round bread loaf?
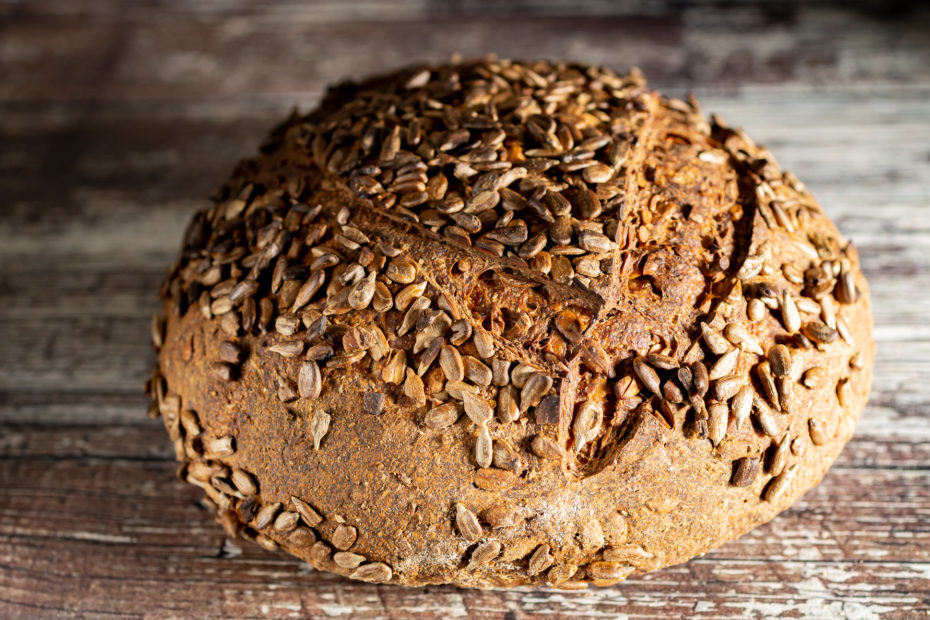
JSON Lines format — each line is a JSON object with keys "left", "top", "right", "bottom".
{"left": 149, "top": 59, "right": 874, "bottom": 588}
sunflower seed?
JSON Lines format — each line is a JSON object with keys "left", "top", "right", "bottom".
{"left": 475, "top": 424, "right": 493, "bottom": 468}
{"left": 298, "top": 361, "right": 322, "bottom": 399}
{"left": 204, "top": 435, "right": 235, "bottom": 458}
{"left": 403, "top": 368, "right": 426, "bottom": 405}
{"left": 633, "top": 357, "right": 661, "bottom": 394}
{"left": 308, "top": 541, "right": 331, "bottom": 563}
{"left": 836, "top": 315, "right": 854, "bottom": 346}
{"left": 572, "top": 400, "right": 602, "bottom": 453}
{"left": 646, "top": 353, "right": 678, "bottom": 370}
{"left": 531, "top": 434, "right": 562, "bottom": 459}
{"left": 753, "top": 396, "right": 781, "bottom": 437}
{"left": 372, "top": 281, "right": 393, "bottom": 312}
{"left": 439, "top": 345, "right": 465, "bottom": 382}
{"left": 802, "top": 321, "right": 838, "bottom": 344}
{"left": 768, "top": 345, "right": 792, "bottom": 377}
{"left": 837, "top": 270, "right": 858, "bottom": 304}
{"left": 334, "top": 551, "right": 366, "bottom": 569}
{"left": 489, "top": 440, "right": 520, "bottom": 473}
{"left": 395, "top": 281, "right": 428, "bottom": 311}
{"left": 707, "top": 402, "right": 728, "bottom": 445}
{"left": 491, "top": 358, "right": 511, "bottom": 386}
{"left": 748, "top": 298, "right": 766, "bottom": 321}
{"left": 837, "top": 378, "right": 852, "bottom": 407}
{"left": 309, "top": 409, "right": 331, "bottom": 450}
{"left": 583, "top": 163, "right": 614, "bottom": 184}
{"left": 464, "top": 356, "right": 493, "bottom": 386}
{"left": 455, "top": 503, "right": 483, "bottom": 542}
{"left": 764, "top": 464, "right": 798, "bottom": 501}
{"left": 685, "top": 364, "right": 706, "bottom": 400}
{"left": 724, "top": 322, "right": 763, "bottom": 355}
{"left": 291, "top": 496, "right": 323, "bottom": 527}
{"left": 449, "top": 319, "right": 473, "bottom": 346}
{"left": 713, "top": 376, "right": 741, "bottom": 401}
{"left": 379, "top": 350, "right": 405, "bottom": 384}
{"left": 600, "top": 545, "right": 652, "bottom": 565}
{"left": 482, "top": 504, "right": 522, "bottom": 529}
{"left": 770, "top": 434, "right": 791, "bottom": 476}
{"left": 756, "top": 362, "right": 780, "bottom": 410}
{"left": 701, "top": 322, "right": 730, "bottom": 355}
{"left": 731, "top": 457, "right": 760, "bottom": 487}
{"left": 273, "top": 510, "right": 300, "bottom": 533}
{"left": 662, "top": 380, "right": 684, "bottom": 403}
{"left": 469, "top": 540, "right": 502, "bottom": 567}
{"left": 801, "top": 366, "right": 827, "bottom": 389}
{"left": 528, "top": 544, "right": 554, "bottom": 576}
{"left": 781, "top": 291, "right": 801, "bottom": 333}
{"left": 180, "top": 409, "right": 201, "bottom": 436}
{"left": 421, "top": 402, "right": 458, "bottom": 429}
{"left": 219, "top": 341, "right": 244, "bottom": 364}
{"left": 350, "top": 562, "right": 392, "bottom": 583}
{"left": 332, "top": 524, "right": 358, "bottom": 550}
{"left": 587, "top": 561, "right": 634, "bottom": 582}
{"left": 473, "top": 329, "right": 495, "bottom": 358}
{"left": 708, "top": 349, "right": 739, "bottom": 381}
{"left": 231, "top": 469, "right": 257, "bottom": 496}
{"left": 269, "top": 340, "right": 303, "bottom": 358}
{"left": 497, "top": 385, "right": 520, "bottom": 423}
{"left": 347, "top": 272, "right": 376, "bottom": 310}
{"left": 732, "top": 385, "right": 753, "bottom": 430}
{"left": 808, "top": 418, "right": 827, "bottom": 445}
{"left": 385, "top": 258, "right": 417, "bottom": 284}
{"left": 397, "top": 296, "right": 430, "bottom": 337}
{"left": 252, "top": 502, "right": 281, "bottom": 529}
{"left": 578, "top": 230, "right": 618, "bottom": 252}
{"left": 520, "top": 372, "right": 553, "bottom": 411}
{"left": 463, "top": 391, "right": 494, "bottom": 424}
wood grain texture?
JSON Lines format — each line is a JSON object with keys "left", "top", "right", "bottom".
{"left": 1, "top": 1, "right": 929, "bottom": 617}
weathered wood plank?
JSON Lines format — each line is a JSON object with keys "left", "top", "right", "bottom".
{"left": 0, "top": 458, "right": 927, "bottom": 618}
{"left": 0, "top": 3, "right": 928, "bottom": 103}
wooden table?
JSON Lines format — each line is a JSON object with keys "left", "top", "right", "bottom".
{"left": 1, "top": 2, "right": 928, "bottom": 617}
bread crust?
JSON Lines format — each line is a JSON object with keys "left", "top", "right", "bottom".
{"left": 149, "top": 59, "right": 874, "bottom": 588}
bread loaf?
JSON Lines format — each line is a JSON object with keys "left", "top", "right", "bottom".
{"left": 148, "top": 59, "right": 874, "bottom": 588}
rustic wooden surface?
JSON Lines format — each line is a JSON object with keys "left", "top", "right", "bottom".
{"left": 1, "top": 1, "right": 929, "bottom": 618}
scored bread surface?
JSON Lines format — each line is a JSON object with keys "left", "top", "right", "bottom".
{"left": 148, "top": 59, "right": 874, "bottom": 588}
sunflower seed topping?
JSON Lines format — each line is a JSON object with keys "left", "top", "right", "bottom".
{"left": 764, "top": 464, "right": 798, "bottom": 502}
{"left": 298, "top": 361, "right": 322, "bottom": 399}
{"left": 809, "top": 419, "right": 827, "bottom": 445}
{"left": 520, "top": 372, "right": 553, "bottom": 412}
{"left": 455, "top": 503, "right": 483, "bottom": 542}
{"left": 463, "top": 391, "right": 494, "bottom": 424}
{"left": 528, "top": 544, "right": 554, "bottom": 575}
{"left": 350, "top": 562, "right": 393, "bottom": 583}
{"left": 291, "top": 496, "right": 324, "bottom": 527}
{"left": 770, "top": 434, "right": 791, "bottom": 476}
{"left": 633, "top": 357, "right": 661, "bottom": 394}
{"left": 731, "top": 457, "right": 760, "bottom": 487}
{"left": 781, "top": 291, "right": 801, "bottom": 334}
{"left": 708, "top": 349, "right": 739, "bottom": 381}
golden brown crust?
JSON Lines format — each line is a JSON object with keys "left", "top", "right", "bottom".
{"left": 147, "top": 59, "right": 874, "bottom": 588}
